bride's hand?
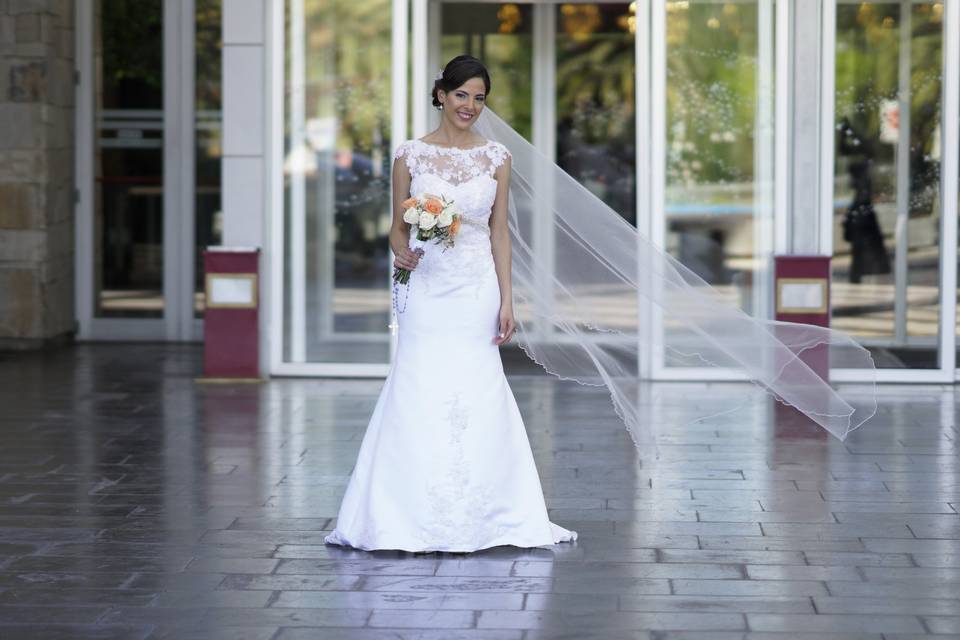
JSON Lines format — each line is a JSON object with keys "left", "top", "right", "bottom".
{"left": 495, "top": 306, "right": 516, "bottom": 345}
{"left": 394, "top": 247, "right": 420, "bottom": 271}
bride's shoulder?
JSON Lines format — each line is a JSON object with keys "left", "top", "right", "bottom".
{"left": 393, "top": 139, "right": 417, "bottom": 158}
{"left": 483, "top": 139, "right": 512, "bottom": 166}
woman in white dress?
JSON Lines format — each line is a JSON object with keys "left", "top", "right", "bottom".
{"left": 324, "top": 55, "right": 578, "bottom": 552}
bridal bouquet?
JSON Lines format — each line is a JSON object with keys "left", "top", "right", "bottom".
{"left": 393, "top": 194, "right": 462, "bottom": 285}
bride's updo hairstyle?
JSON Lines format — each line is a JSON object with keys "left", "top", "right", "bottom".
{"left": 432, "top": 55, "right": 491, "bottom": 109}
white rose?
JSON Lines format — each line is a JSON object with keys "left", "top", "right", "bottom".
{"left": 437, "top": 208, "right": 454, "bottom": 228}
{"left": 403, "top": 207, "right": 419, "bottom": 224}
{"left": 418, "top": 212, "right": 437, "bottom": 230}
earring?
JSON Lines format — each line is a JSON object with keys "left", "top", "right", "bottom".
{"left": 438, "top": 103, "right": 444, "bottom": 111}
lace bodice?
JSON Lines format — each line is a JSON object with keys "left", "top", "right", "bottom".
{"left": 393, "top": 138, "right": 511, "bottom": 289}
{"left": 395, "top": 138, "right": 510, "bottom": 185}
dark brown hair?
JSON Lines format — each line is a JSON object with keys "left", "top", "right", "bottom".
{"left": 432, "top": 55, "right": 491, "bottom": 109}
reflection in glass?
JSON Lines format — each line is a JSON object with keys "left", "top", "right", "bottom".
{"left": 440, "top": 3, "right": 534, "bottom": 139}
{"left": 195, "top": 0, "right": 223, "bottom": 317}
{"left": 663, "top": 0, "right": 776, "bottom": 361}
{"left": 283, "top": 0, "right": 393, "bottom": 363}
{"left": 556, "top": 3, "right": 635, "bottom": 224}
{"left": 832, "top": 2, "right": 943, "bottom": 369}
{"left": 94, "top": 0, "right": 164, "bottom": 317}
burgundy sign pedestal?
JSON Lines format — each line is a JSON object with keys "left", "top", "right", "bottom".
{"left": 773, "top": 255, "right": 831, "bottom": 436}
{"left": 201, "top": 247, "right": 261, "bottom": 380}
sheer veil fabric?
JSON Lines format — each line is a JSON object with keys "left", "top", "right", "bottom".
{"left": 472, "top": 107, "right": 877, "bottom": 447}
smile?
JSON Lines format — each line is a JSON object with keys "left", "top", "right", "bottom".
{"left": 457, "top": 111, "right": 474, "bottom": 121}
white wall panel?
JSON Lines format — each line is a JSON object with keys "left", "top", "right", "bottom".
{"left": 223, "top": 45, "right": 264, "bottom": 156}
{"left": 222, "top": 157, "right": 264, "bottom": 247}
{"left": 223, "top": 0, "right": 265, "bottom": 44}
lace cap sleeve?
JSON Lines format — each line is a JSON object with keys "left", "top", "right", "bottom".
{"left": 486, "top": 141, "right": 511, "bottom": 171}
{"left": 393, "top": 139, "right": 412, "bottom": 163}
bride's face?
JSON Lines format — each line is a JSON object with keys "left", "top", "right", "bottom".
{"left": 438, "top": 77, "right": 487, "bottom": 129}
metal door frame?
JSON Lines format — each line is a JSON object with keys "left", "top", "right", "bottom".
{"left": 74, "top": 0, "right": 202, "bottom": 342}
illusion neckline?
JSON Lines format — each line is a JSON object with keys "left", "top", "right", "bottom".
{"left": 414, "top": 138, "right": 493, "bottom": 152}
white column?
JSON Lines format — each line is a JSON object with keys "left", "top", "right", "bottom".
{"left": 892, "top": 2, "right": 911, "bottom": 345}
{"left": 163, "top": 0, "right": 184, "bottom": 341}
{"left": 222, "top": 0, "right": 266, "bottom": 247}
{"left": 389, "top": 0, "right": 410, "bottom": 358}
{"left": 222, "top": 0, "right": 267, "bottom": 367}
{"left": 941, "top": 0, "right": 958, "bottom": 374}
{"left": 635, "top": 0, "right": 652, "bottom": 379}
{"left": 532, "top": 4, "right": 556, "bottom": 340}
{"left": 790, "top": 0, "right": 825, "bottom": 255}
{"left": 412, "top": 0, "right": 429, "bottom": 137}
{"left": 754, "top": 0, "right": 775, "bottom": 319}
{"left": 287, "top": 0, "right": 307, "bottom": 360}
{"left": 817, "top": 0, "right": 836, "bottom": 256}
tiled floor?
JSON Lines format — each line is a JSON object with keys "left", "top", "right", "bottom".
{"left": 0, "top": 343, "right": 958, "bottom": 639}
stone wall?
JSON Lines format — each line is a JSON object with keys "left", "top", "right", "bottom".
{"left": 0, "top": 0, "right": 75, "bottom": 349}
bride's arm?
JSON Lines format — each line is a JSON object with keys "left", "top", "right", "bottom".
{"left": 390, "top": 155, "right": 420, "bottom": 272}
{"left": 490, "top": 155, "right": 515, "bottom": 345}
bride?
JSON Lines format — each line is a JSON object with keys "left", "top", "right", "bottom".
{"left": 325, "top": 53, "right": 878, "bottom": 553}
{"left": 324, "top": 55, "right": 579, "bottom": 552}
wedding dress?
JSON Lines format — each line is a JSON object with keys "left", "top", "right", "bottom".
{"left": 324, "top": 137, "right": 578, "bottom": 552}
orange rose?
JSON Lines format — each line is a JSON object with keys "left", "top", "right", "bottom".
{"left": 401, "top": 197, "right": 419, "bottom": 209}
{"left": 449, "top": 217, "right": 461, "bottom": 236}
{"left": 424, "top": 198, "right": 443, "bottom": 215}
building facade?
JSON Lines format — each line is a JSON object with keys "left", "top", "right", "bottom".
{"left": 1, "top": 0, "right": 958, "bottom": 384}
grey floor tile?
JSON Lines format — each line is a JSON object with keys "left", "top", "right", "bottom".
{"left": 618, "top": 595, "right": 814, "bottom": 614}
{"left": 746, "top": 613, "right": 925, "bottom": 633}
{"left": 368, "top": 609, "right": 476, "bottom": 628}
{"left": 745, "top": 565, "right": 862, "bottom": 581}
{"left": 477, "top": 610, "right": 747, "bottom": 631}
{"left": 149, "top": 590, "right": 273, "bottom": 608}
{"left": 825, "top": 580, "right": 960, "bottom": 598}
{"left": 272, "top": 589, "right": 524, "bottom": 610}
{"left": 813, "top": 595, "right": 960, "bottom": 615}
{"left": 0, "top": 625, "right": 154, "bottom": 640}
{"left": 672, "top": 579, "right": 829, "bottom": 597}
{"left": 924, "top": 616, "right": 960, "bottom": 634}
{"left": 277, "top": 631, "right": 523, "bottom": 640}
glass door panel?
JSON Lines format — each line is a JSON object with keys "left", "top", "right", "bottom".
{"left": 556, "top": 3, "right": 636, "bottom": 225}
{"left": 94, "top": 0, "right": 164, "bottom": 318}
{"left": 283, "top": 0, "right": 394, "bottom": 364}
{"left": 831, "top": 1, "right": 944, "bottom": 369}
{"left": 440, "top": 3, "right": 535, "bottom": 138}
{"left": 660, "top": 0, "right": 777, "bottom": 368}
{"left": 194, "top": 0, "right": 224, "bottom": 317}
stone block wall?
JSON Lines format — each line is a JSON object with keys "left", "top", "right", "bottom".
{"left": 0, "top": 0, "right": 75, "bottom": 349}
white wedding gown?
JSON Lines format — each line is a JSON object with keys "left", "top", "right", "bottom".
{"left": 324, "top": 138, "right": 578, "bottom": 552}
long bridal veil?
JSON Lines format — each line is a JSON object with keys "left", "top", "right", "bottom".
{"left": 472, "top": 107, "right": 877, "bottom": 447}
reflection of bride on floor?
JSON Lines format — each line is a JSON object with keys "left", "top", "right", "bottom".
{"left": 325, "top": 55, "right": 877, "bottom": 553}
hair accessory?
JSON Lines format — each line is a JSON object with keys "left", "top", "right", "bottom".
{"left": 435, "top": 69, "right": 444, "bottom": 81}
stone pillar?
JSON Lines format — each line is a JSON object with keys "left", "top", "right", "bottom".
{"left": 0, "top": 0, "right": 75, "bottom": 349}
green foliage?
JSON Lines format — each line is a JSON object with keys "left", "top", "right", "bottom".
{"left": 100, "top": 0, "right": 163, "bottom": 109}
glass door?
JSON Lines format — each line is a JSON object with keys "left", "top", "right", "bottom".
{"left": 650, "top": 0, "right": 783, "bottom": 380}
{"left": 429, "top": 0, "right": 637, "bottom": 372}
{"left": 75, "top": 0, "right": 221, "bottom": 341}
{"left": 825, "top": 0, "right": 956, "bottom": 381}
{"left": 276, "top": 0, "right": 397, "bottom": 375}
